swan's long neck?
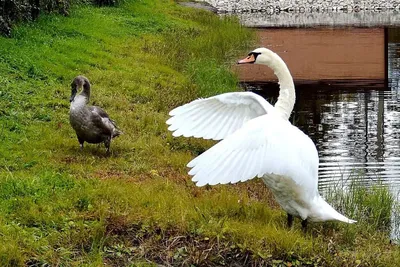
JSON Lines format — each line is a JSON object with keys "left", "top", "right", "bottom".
{"left": 266, "top": 53, "right": 295, "bottom": 120}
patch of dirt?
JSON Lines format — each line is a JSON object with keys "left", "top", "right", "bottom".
{"left": 93, "top": 169, "right": 132, "bottom": 180}
{"left": 103, "top": 216, "right": 327, "bottom": 266}
{"left": 242, "top": 180, "right": 279, "bottom": 209}
{"left": 61, "top": 156, "right": 79, "bottom": 164}
{"left": 104, "top": 219, "right": 271, "bottom": 266}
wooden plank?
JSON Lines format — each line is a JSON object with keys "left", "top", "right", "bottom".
{"left": 235, "top": 28, "right": 385, "bottom": 82}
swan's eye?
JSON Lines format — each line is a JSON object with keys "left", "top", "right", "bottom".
{"left": 249, "top": 52, "right": 261, "bottom": 59}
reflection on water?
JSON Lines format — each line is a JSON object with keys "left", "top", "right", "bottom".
{"left": 246, "top": 84, "right": 400, "bottom": 191}
{"left": 299, "top": 89, "right": 400, "bottom": 187}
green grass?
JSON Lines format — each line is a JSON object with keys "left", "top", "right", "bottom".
{"left": 0, "top": 0, "right": 399, "bottom": 266}
{"left": 327, "top": 178, "right": 394, "bottom": 231}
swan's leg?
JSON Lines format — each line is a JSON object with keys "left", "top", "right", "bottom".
{"left": 287, "top": 214, "right": 294, "bottom": 228}
{"left": 301, "top": 219, "right": 308, "bottom": 232}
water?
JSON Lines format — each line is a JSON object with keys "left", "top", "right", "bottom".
{"left": 247, "top": 84, "right": 400, "bottom": 190}
{"left": 235, "top": 11, "right": 400, "bottom": 238}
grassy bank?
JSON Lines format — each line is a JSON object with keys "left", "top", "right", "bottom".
{"left": 0, "top": 0, "right": 399, "bottom": 266}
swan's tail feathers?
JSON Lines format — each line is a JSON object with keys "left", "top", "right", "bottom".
{"left": 336, "top": 215, "right": 357, "bottom": 224}
{"left": 331, "top": 209, "right": 357, "bottom": 224}
{"left": 321, "top": 198, "right": 357, "bottom": 224}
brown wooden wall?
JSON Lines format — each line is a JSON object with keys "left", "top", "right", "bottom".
{"left": 235, "top": 28, "right": 385, "bottom": 82}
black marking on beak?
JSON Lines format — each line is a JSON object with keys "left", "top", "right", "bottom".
{"left": 70, "top": 87, "right": 77, "bottom": 102}
{"left": 237, "top": 52, "right": 261, "bottom": 64}
{"left": 248, "top": 52, "right": 261, "bottom": 60}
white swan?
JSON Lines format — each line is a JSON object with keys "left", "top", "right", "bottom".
{"left": 166, "top": 47, "right": 356, "bottom": 229}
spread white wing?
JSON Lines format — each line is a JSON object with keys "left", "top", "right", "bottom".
{"left": 188, "top": 114, "right": 319, "bottom": 194}
{"left": 166, "top": 92, "right": 274, "bottom": 140}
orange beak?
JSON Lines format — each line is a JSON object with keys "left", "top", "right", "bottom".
{"left": 237, "top": 54, "right": 256, "bottom": 64}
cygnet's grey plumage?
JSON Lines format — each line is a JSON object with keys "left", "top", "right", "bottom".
{"left": 69, "top": 75, "right": 122, "bottom": 153}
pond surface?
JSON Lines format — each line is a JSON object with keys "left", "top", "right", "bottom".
{"left": 238, "top": 11, "right": 400, "bottom": 237}
{"left": 247, "top": 81, "right": 400, "bottom": 190}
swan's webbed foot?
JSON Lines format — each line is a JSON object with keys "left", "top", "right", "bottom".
{"left": 301, "top": 219, "right": 308, "bottom": 233}
{"left": 287, "top": 214, "right": 294, "bottom": 228}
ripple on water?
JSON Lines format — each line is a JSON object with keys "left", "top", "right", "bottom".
{"left": 245, "top": 86, "right": 400, "bottom": 195}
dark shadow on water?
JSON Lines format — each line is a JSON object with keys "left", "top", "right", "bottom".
{"left": 243, "top": 79, "right": 387, "bottom": 92}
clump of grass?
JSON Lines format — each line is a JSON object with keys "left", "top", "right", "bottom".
{"left": 319, "top": 175, "right": 399, "bottom": 257}
{"left": 325, "top": 177, "right": 394, "bottom": 232}
{"left": 142, "top": 11, "right": 254, "bottom": 99}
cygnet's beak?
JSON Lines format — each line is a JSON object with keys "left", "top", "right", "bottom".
{"left": 237, "top": 54, "right": 256, "bottom": 64}
{"left": 70, "top": 88, "right": 77, "bottom": 102}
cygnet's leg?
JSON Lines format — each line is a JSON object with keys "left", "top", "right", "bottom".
{"left": 301, "top": 219, "right": 308, "bottom": 232}
{"left": 287, "top": 214, "right": 294, "bottom": 228}
{"left": 77, "top": 136, "right": 84, "bottom": 150}
{"left": 104, "top": 136, "right": 111, "bottom": 154}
